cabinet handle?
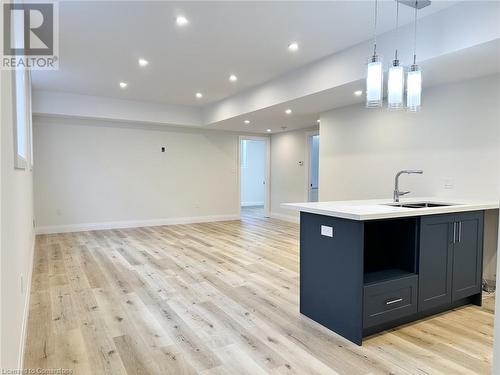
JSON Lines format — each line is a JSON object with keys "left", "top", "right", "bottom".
{"left": 386, "top": 298, "right": 403, "bottom": 305}
{"left": 453, "top": 222, "right": 457, "bottom": 243}
{"left": 458, "top": 221, "right": 462, "bottom": 243}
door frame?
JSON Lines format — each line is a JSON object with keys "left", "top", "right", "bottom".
{"left": 305, "top": 130, "right": 320, "bottom": 202}
{"left": 238, "top": 135, "right": 271, "bottom": 218}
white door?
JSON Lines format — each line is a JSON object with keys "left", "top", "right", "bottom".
{"left": 239, "top": 136, "right": 271, "bottom": 217}
{"left": 308, "top": 134, "right": 319, "bottom": 202}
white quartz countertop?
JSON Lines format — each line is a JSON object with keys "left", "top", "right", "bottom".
{"left": 282, "top": 197, "right": 499, "bottom": 221}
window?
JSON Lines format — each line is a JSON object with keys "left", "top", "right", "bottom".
{"left": 28, "top": 71, "right": 34, "bottom": 169}
{"left": 11, "top": 8, "right": 33, "bottom": 170}
{"left": 14, "top": 69, "right": 27, "bottom": 168}
{"left": 13, "top": 69, "right": 34, "bottom": 170}
{"left": 13, "top": 69, "right": 32, "bottom": 169}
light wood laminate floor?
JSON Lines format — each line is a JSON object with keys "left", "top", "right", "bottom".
{"left": 24, "top": 214, "right": 495, "bottom": 374}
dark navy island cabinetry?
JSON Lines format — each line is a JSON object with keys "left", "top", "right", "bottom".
{"left": 419, "top": 212, "right": 483, "bottom": 311}
{"left": 299, "top": 210, "right": 485, "bottom": 345}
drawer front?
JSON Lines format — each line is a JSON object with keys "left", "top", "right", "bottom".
{"left": 363, "top": 275, "right": 418, "bottom": 328}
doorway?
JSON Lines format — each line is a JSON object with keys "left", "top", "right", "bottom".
{"left": 239, "top": 136, "right": 270, "bottom": 218}
{"left": 307, "top": 132, "right": 320, "bottom": 202}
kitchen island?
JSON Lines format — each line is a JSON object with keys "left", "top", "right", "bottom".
{"left": 282, "top": 198, "right": 499, "bottom": 345}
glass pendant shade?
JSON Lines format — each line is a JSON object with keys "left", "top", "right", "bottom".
{"left": 387, "top": 60, "right": 404, "bottom": 110}
{"left": 407, "top": 64, "right": 422, "bottom": 111}
{"left": 366, "top": 55, "right": 383, "bottom": 107}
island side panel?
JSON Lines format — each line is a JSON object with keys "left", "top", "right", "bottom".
{"left": 299, "top": 211, "right": 364, "bottom": 344}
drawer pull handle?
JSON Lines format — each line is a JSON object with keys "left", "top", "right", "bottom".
{"left": 386, "top": 298, "right": 403, "bottom": 305}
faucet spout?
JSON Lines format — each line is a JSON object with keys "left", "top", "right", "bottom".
{"left": 393, "top": 170, "right": 424, "bottom": 202}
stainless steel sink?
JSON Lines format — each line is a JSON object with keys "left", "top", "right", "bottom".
{"left": 384, "top": 202, "right": 455, "bottom": 208}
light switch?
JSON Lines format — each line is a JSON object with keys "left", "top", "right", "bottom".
{"left": 321, "top": 225, "right": 334, "bottom": 237}
{"left": 444, "top": 178, "right": 454, "bottom": 189}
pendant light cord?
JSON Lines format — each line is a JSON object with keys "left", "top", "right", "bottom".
{"left": 373, "top": 0, "right": 378, "bottom": 56}
{"left": 413, "top": 1, "right": 418, "bottom": 65}
{"left": 394, "top": 1, "right": 399, "bottom": 61}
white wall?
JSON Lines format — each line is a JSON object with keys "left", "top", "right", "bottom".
{"left": 240, "top": 140, "right": 265, "bottom": 206}
{"left": 1, "top": 70, "right": 35, "bottom": 368}
{"left": 33, "top": 116, "right": 241, "bottom": 233}
{"left": 270, "top": 128, "right": 315, "bottom": 221}
{"left": 320, "top": 75, "right": 500, "bottom": 201}
{"left": 33, "top": 90, "right": 202, "bottom": 127}
{"left": 319, "top": 74, "right": 500, "bottom": 281}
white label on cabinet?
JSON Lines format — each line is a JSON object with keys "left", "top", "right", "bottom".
{"left": 321, "top": 225, "right": 334, "bottom": 237}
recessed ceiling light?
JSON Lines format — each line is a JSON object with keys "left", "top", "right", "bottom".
{"left": 176, "top": 15, "right": 189, "bottom": 26}
{"left": 317, "top": 119, "right": 320, "bottom": 123}
{"left": 229, "top": 74, "right": 238, "bottom": 82}
{"left": 244, "top": 120, "right": 250, "bottom": 124}
{"left": 195, "top": 92, "right": 203, "bottom": 98}
{"left": 285, "top": 109, "right": 292, "bottom": 115}
{"left": 119, "top": 82, "right": 128, "bottom": 89}
{"left": 266, "top": 129, "right": 272, "bottom": 133}
{"left": 138, "top": 58, "right": 149, "bottom": 67}
{"left": 354, "top": 90, "right": 363, "bottom": 96}
{"left": 288, "top": 42, "right": 299, "bottom": 52}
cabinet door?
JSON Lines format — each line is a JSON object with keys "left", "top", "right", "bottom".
{"left": 419, "top": 214, "right": 455, "bottom": 311}
{"left": 452, "top": 212, "right": 484, "bottom": 301}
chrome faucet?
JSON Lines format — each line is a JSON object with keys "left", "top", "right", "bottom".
{"left": 393, "top": 170, "right": 423, "bottom": 202}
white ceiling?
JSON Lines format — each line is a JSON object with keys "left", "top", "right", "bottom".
{"left": 32, "top": 1, "right": 457, "bottom": 107}
{"left": 209, "top": 39, "right": 500, "bottom": 134}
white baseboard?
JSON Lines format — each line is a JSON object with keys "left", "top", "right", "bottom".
{"left": 35, "top": 214, "right": 240, "bottom": 235}
{"left": 241, "top": 201, "right": 265, "bottom": 207}
{"left": 270, "top": 212, "right": 300, "bottom": 223}
{"left": 18, "top": 234, "right": 36, "bottom": 369}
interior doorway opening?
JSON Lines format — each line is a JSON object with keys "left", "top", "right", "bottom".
{"left": 239, "top": 137, "right": 270, "bottom": 218}
{"left": 307, "top": 132, "right": 320, "bottom": 202}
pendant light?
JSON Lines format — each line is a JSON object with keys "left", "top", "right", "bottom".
{"left": 407, "top": 0, "right": 422, "bottom": 111}
{"left": 387, "top": 1, "right": 404, "bottom": 110}
{"left": 366, "top": 0, "right": 383, "bottom": 108}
